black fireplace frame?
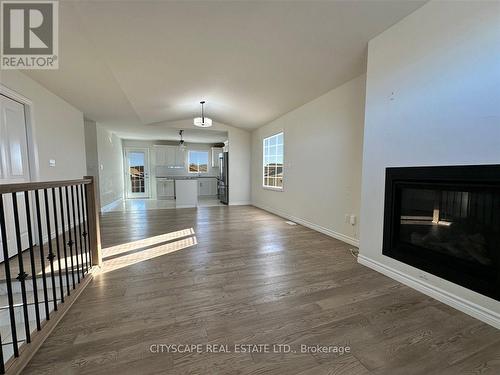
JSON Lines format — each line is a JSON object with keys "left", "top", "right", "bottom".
{"left": 383, "top": 164, "right": 500, "bottom": 301}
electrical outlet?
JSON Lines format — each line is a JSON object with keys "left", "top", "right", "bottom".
{"left": 349, "top": 214, "right": 356, "bottom": 225}
{"left": 49, "top": 159, "right": 56, "bottom": 167}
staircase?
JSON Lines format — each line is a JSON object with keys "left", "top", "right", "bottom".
{"left": 0, "top": 263, "right": 89, "bottom": 367}
{"left": 0, "top": 177, "right": 101, "bottom": 374}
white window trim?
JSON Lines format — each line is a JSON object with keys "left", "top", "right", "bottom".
{"left": 188, "top": 150, "right": 209, "bottom": 174}
{"left": 262, "top": 132, "right": 284, "bottom": 191}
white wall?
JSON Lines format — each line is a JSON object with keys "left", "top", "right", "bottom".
{"left": 251, "top": 75, "right": 366, "bottom": 245}
{"left": 0, "top": 71, "right": 88, "bottom": 253}
{"left": 1, "top": 71, "right": 86, "bottom": 180}
{"left": 359, "top": 1, "right": 500, "bottom": 326}
{"left": 227, "top": 126, "right": 251, "bottom": 205}
{"left": 97, "top": 126, "right": 124, "bottom": 208}
{"left": 84, "top": 119, "right": 101, "bottom": 208}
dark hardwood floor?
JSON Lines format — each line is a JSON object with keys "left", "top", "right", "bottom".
{"left": 22, "top": 206, "right": 500, "bottom": 374}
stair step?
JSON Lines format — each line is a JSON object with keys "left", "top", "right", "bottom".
{"left": 0, "top": 319, "right": 39, "bottom": 344}
{"left": 0, "top": 286, "right": 67, "bottom": 310}
{"left": 0, "top": 268, "right": 88, "bottom": 294}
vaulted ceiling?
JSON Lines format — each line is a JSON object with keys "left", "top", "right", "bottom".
{"left": 24, "top": 0, "right": 425, "bottom": 137}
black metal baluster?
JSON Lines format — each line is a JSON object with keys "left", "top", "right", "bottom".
{"left": 83, "top": 186, "right": 92, "bottom": 266}
{"left": 79, "top": 185, "right": 89, "bottom": 273}
{"left": 51, "top": 188, "right": 64, "bottom": 304}
{"left": 11, "top": 193, "right": 31, "bottom": 343}
{"left": 24, "top": 191, "right": 41, "bottom": 331}
{"left": 58, "top": 187, "right": 71, "bottom": 296}
{"left": 0, "top": 194, "right": 19, "bottom": 357}
{"left": 34, "top": 190, "right": 50, "bottom": 320}
{"left": 75, "top": 185, "right": 86, "bottom": 275}
{"left": 43, "top": 189, "right": 58, "bottom": 311}
{"left": 0, "top": 332, "right": 4, "bottom": 374}
{"left": 70, "top": 186, "right": 82, "bottom": 283}
{"left": 64, "top": 186, "right": 76, "bottom": 289}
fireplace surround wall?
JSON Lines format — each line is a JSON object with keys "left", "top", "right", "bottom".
{"left": 383, "top": 165, "right": 500, "bottom": 301}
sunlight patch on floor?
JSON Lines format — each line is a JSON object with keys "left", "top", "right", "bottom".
{"left": 102, "top": 228, "right": 195, "bottom": 257}
{"left": 99, "top": 228, "right": 198, "bottom": 273}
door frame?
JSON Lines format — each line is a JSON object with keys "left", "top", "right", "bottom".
{"left": 0, "top": 83, "right": 40, "bottom": 251}
{"left": 0, "top": 84, "right": 40, "bottom": 182}
{"left": 123, "top": 147, "right": 151, "bottom": 199}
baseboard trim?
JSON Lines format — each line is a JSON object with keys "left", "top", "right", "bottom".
{"left": 176, "top": 204, "right": 197, "bottom": 209}
{"left": 5, "top": 269, "right": 95, "bottom": 375}
{"left": 100, "top": 198, "right": 123, "bottom": 213}
{"left": 253, "top": 203, "right": 359, "bottom": 247}
{"left": 358, "top": 254, "right": 500, "bottom": 329}
{"left": 229, "top": 201, "right": 252, "bottom": 206}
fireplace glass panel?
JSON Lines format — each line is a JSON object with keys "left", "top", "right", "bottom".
{"left": 398, "top": 187, "right": 499, "bottom": 267}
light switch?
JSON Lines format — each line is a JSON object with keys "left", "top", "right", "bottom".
{"left": 49, "top": 159, "right": 56, "bottom": 167}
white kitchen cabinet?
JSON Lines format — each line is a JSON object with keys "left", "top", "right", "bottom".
{"left": 209, "top": 178, "right": 218, "bottom": 196}
{"left": 157, "top": 179, "right": 175, "bottom": 199}
{"left": 199, "top": 178, "right": 218, "bottom": 196}
{"left": 211, "top": 147, "right": 223, "bottom": 168}
{"left": 175, "top": 148, "right": 186, "bottom": 167}
{"left": 154, "top": 146, "right": 167, "bottom": 166}
{"left": 154, "top": 145, "right": 185, "bottom": 168}
{"left": 198, "top": 179, "right": 209, "bottom": 196}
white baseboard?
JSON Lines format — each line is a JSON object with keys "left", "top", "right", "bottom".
{"left": 229, "top": 201, "right": 252, "bottom": 206}
{"left": 176, "top": 204, "right": 196, "bottom": 209}
{"left": 100, "top": 198, "right": 123, "bottom": 213}
{"left": 358, "top": 254, "right": 500, "bottom": 329}
{"left": 253, "top": 203, "right": 359, "bottom": 247}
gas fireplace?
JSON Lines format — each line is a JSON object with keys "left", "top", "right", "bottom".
{"left": 383, "top": 165, "right": 500, "bottom": 300}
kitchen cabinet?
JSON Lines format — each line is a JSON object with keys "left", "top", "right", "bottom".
{"left": 211, "top": 147, "right": 223, "bottom": 168}
{"left": 154, "top": 145, "right": 185, "bottom": 168}
{"left": 154, "top": 146, "right": 166, "bottom": 165}
{"left": 157, "top": 179, "right": 175, "bottom": 199}
{"left": 175, "top": 148, "right": 186, "bottom": 167}
{"left": 198, "top": 178, "right": 218, "bottom": 196}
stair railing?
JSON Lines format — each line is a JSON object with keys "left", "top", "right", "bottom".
{"left": 0, "top": 176, "right": 101, "bottom": 374}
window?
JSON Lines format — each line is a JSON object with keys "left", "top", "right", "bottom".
{"left": 188, "top": 150, "right": 209, "bottom": 173}
{"left": 263, "top": 132, "right": 284, "bottom": 189}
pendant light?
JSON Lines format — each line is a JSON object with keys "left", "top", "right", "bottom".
{"left": 178, "top": 130, "right": 186, "bottom": 151}
{"left": 193, "top": 101, "right": 213, "bottom": 128}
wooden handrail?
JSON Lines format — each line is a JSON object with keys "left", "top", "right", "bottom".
{"left": 0, "top": 176, "right": 101, "bottom": 267}
{"left": 0, "top": 178, "right": 92, "bottom": 194}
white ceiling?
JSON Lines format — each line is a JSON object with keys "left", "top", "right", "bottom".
{"left": 24, "top": 0, "right": 425, "bottom": 137}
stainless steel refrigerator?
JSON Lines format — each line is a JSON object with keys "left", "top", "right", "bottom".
{"left": 218, "top": 152, "right": 229, "bottom": 204}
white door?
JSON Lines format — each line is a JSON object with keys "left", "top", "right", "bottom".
{"left": 125, "top": 148, "right": 150, "bottom": 199}
{"left": 0, "top": 94, "right": 31, "bottom": 260}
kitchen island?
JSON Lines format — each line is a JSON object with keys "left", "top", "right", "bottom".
{"left": 174, "top": 179, "right": 198, "bottom": 208}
